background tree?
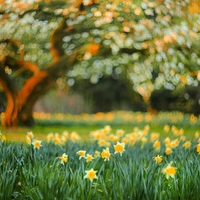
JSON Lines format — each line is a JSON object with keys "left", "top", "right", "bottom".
{"left": 0, "top": 0, "right": 200, "bottom": 127}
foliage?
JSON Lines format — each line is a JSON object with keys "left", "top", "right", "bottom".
{"left": 0, "top": 124, "right": 200, "bottom": 199}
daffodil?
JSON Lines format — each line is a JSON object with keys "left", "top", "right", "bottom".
{"left": 59, "top": 153, "right": 68, "bottom": 165}
{"left": 84, "top": 168, "right": 98, "bottom": 182}
{"left": 27, "top": 131, "right": 34, "bottom": 139}
{"left": 85, "top": 154, "right": 94, "bottom": 162}
{"left": 196, "top": 143, "right": 200, "bottom": 154}
{"left": 32, "top": 139, "right": 42, "bottom": 149}
{"left": 94, "top": 150, "right": 100, "bottom": 158}
{"left": 165, "top": 147, "right": 172, "bottom": 155}
{"left": 114, "top": 142, "right": 125, "bottom": 156}
{"left": 182, "top": 141, "right": 191, "bottom": 149}
{"left": 154, "top": 155, "right": 162, "bottom": 163}
{"left": 162, "top": 162, "right": 176, "bottom": 179}
{"left": 101, "top": 147, "right": 111, "bottom": 161}
{"left": 77, "top": 150, "right": 86, "bottom": 160}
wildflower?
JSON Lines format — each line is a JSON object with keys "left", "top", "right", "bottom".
{"left": 77, "top": 150, "right": 86, "bottom": 160}
{"left": 165, "top": 147, "right": 172, "bottom": 155}
{"left": 101, "top": 147, "right": 111, "bottom": 161}
{"left": 59, "top": 153, "right": 68, "bottom": 165}
{"left": 182, "top": 141, "right": 191, "bottom": 149}
{"left": 154, "top": 155, "right": 163, "bottom": 163}
{"left": 32, "top": 139, "right": 42, "bottom": 149}
{"left": 196, "top": 143, "right": 200, "bottom": 154}
{"left": 84, "top": 168, "right": 98, "bottom": 182}
{"left": 85, "top": 154, "right": 94, "bottom": 162}
{"left": 114, "top": 142, "right": 125, "bottom": 156}
{"left": 162, "top": 162, "right": 176, "bottom": 179}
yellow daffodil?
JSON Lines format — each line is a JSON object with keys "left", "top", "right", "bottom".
{"left": 101, "top": 147, "right": 111, "bottom": 161}
{"left": 32, "top": 139, "right": 42, "bottom": 149}
{"left": 182, "top": 141, "right": 191, "bottom": 149}
{"left": 26, "top": 131, "right": 34, "bottom": 139}
{"left": 116, "top": 129, "right": 125, "bottom": 137}
{"left": 77, "top": 150, "right": 86, "bottom": 160}
{"left": 164, "top": 125, "right": 170, "bottom": 132}
{"left": 59, "top": 153, "right": 68, "bottom": 165}
{"left": 84, "top": 168, "right": 98, "bottom": 182}
{"left": 165, "top": 147, "right": 172, "bottom": 155}
{"left": 154, "top": 155, "right": 163, "bottom": 163}
{"left": 94, "top": 150, "right": 100, "bottom": 158}
{"left": 1, "top": 134, "right": 6, "bottom": 142}
{"left": 162, "top": 162, "right": 176, "bottom": 179}
{"left": 85, "top": 154, "right": 94, "bottom": 162}
{"left": 114, "top": 142, "right": 125, "bottom": 156}
{"left": 196, "top": 143, "right": 200, "bottom": 154}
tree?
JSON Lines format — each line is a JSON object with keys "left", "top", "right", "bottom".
{"left": 0, "top": 0, "right": 199, "bottom": 127}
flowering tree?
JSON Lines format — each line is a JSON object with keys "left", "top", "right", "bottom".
{"left": 0, "top": 0, "right": 199, "bottom": 127}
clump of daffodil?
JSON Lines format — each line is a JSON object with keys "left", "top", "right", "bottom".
{"left": 182, "top": 141, "right": 191, "bottom": 149}
{"left": 32, "top": 139, "right": 42, "bottom": 149}
{"left": 101, "top": 147, "right": 111, "bottom": 161}
{"left": 26, "top": 131, "right": 34, "bottom": 144}
{"left": 196, "top": 143, "right": 200, "bottom": 154}
{"left": 59, "top": 153, "right": 68, "bottom": 165}
{"left": 84, "top": 168, "right": 98, "bottom": 182}
{"left": 154, "top": 155, "right": 163, "bottom": 163}
{"left": 85, "top": 154, "right": 94, "bottom": 162}
{"left": 162, "top": 162, "right": 176, "bottom": 179}
{"left": 77, "top": 150, "right": 86, "bottom": 160}
{"left": 114, "top": 142, "right": 125, "bottom": 156}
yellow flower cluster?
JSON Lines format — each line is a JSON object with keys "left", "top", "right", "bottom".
{"left": 46, "top": 131, "right": 81, "bottom": 145}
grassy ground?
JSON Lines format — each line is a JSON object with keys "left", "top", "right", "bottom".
{"left": 1, "top": 123, "right": 199, "bottom": 142}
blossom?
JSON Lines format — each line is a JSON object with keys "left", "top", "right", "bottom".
{"left": 94, "top": 150, "right": 100, "bottom": 158}
{"left": 182, "top": 141, "right": 191, "bottom": 149}
{"left": 197, "top": 143, "right": 200, "bottom": 154}
{"left": 114, "top": 142, "right": 125, "bottom": 156}
{"left": 1, "top": 135, "right": 6, "bottom": 142}
{"left": 85, "top": 154, "right": 94, "bottom": 162}
{"left": 154, "top": 155, "right": 162, "bottom": 163}
{"left": 59, "top": 153, "right": 68, "bottom": 165}
{"left": 77, "top": 150, "right": 86, "bottom": 160}
{"left": 32, "top": 139, "right": 42, "bottom": 149}
{"left": 26, "top": 131, "right": 34, "bottom": 139}
{"left": 84, "top": 168, "right": 98, "bottom": 182}
{"left": 165, "top": 147, "right": 172, "bottom": 155}
{"left": 162, "top": 162, "right": 176, "bottom": 179}
{"left": 101, "top": 147, "right": 111, "bottom": 161}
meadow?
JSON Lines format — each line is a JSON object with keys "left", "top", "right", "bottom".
{"left": 0, "top": 111, "right": 200, "bottom": 199}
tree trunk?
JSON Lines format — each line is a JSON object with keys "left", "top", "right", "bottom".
{"left": 0, "top": 52, "right": 78, "bottom": 127}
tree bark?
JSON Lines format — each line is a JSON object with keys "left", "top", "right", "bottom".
{"left": 0, "top": 51, "right": 78, "bottom": 127}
